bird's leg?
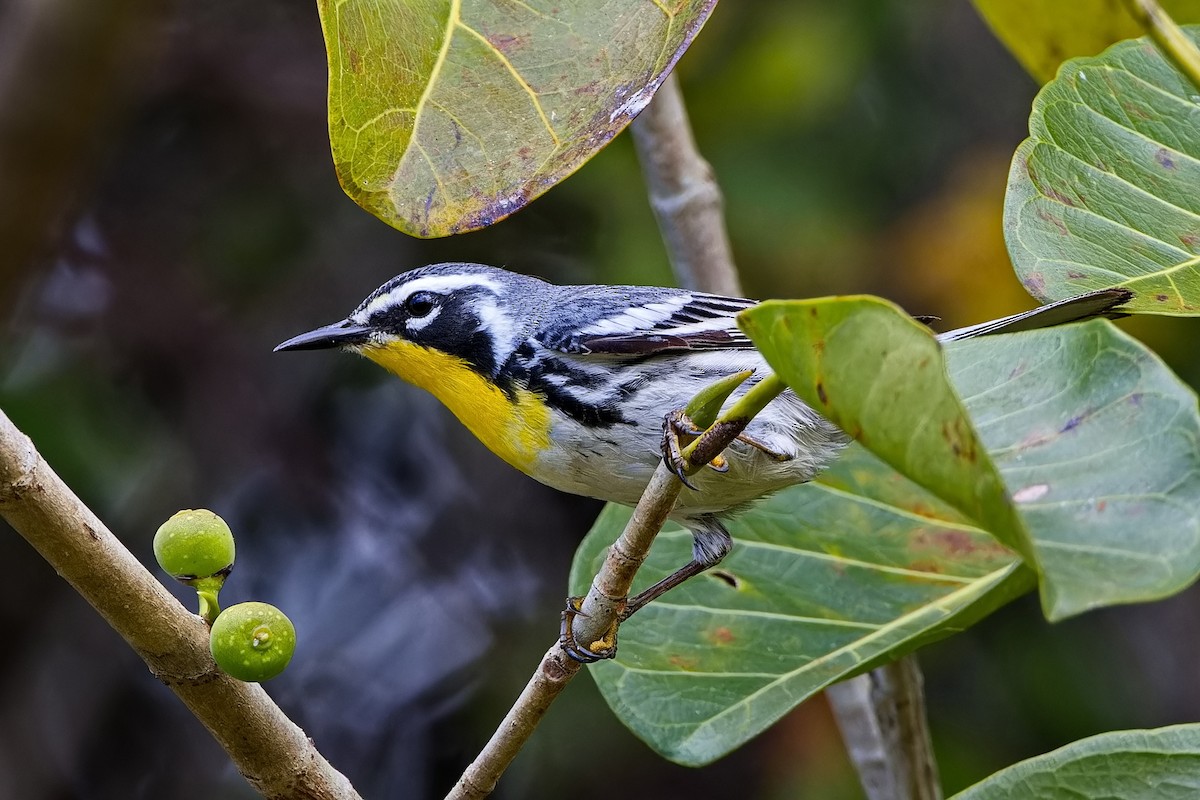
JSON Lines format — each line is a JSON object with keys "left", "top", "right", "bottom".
{"left": 563, "top": 512, "right": 736, "bottom": 662}
{"left": 622, "top": 516, "right": 732, "bottom": 619}
{"left": 735, "top": 432, "right": 792, "bottom": 462}
{"left": 566, "top": 415, "right": 737, "bottom": 663}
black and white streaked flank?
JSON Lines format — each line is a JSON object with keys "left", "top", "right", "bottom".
{"left": 279, "top": 263, "right": 1132, "bottom": 597}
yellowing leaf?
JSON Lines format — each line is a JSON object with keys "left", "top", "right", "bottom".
{"left": 316, "top": 0, "right": 716, "bottom": 237}
{"left": 973, "top": 0, "right": 1200, "bottom": 83}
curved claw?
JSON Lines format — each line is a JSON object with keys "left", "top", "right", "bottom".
{"left": 559, "top": 597, "right": 618, "bottom": 663}
{"left": 667, "top": 458, "right": 698, "bottom": 490}
{"left": 661, "top": 410, "right": 699, "bottom": 490}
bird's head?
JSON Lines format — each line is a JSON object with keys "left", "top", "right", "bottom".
{"left": 275, "top": 263, "right": 555, "bottom": 382}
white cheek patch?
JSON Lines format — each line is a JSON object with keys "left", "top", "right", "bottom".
{"left": 473, "top": 295, "right": 515, "bottom": 369}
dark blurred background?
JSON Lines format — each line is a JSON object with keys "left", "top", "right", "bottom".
{"left": 2, "top": 1, "right": 1198, "bottom": 798}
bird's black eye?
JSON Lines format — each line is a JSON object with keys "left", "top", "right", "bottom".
{"left": 405, "top": 291, "right": 436, "bottom": 318}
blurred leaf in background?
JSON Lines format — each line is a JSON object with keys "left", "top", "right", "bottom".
{"left": 973, "top": 0, "right": 1200, "bottom": 82}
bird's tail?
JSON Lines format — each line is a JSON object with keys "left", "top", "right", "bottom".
{"left": 937, "top": 287, "right": 1134, "bottom": 342}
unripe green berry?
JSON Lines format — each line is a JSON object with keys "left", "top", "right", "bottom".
{"left": 154, "top": 509, "right": 235, "bottom": 583}
{"left": 210, "top": 602, "right": 296, "bottom": 682}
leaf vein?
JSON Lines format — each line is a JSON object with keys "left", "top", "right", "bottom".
{"left": 669, "top": 564, "right": 1019, "bottom": 747}
{"left": 646, "top": 602, "right": 883, "bottom": 629}
{"left": 731, "top": 539, "right": 981, "bottom": 584}
{"left": 455, "top": 20, "right": 561, "bottom": 147}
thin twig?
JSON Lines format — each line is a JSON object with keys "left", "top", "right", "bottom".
{"left": 446, "top": 463, "right": 677, "bottom": 800}
{"left": 630, "top": 72, "right": 743, "bottom": 297}
{"left": 1122, "top": 0, "right": 1200, "bottom": 94}
{"left": 0, "top": 409, "right": 361, "bottom": 800}
{"left": 447, "top": 395, "right": 772, "bottom": 800}
{"left": 570, "top": 465, "right": 684, "bottom": 642}
{"left": 827, "top": 657, "right": 942, "bottom": 800}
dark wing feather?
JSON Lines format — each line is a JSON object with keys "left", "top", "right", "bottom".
{"left": 541, "top": 288, "right": 760, "bottom": 357}
{"left": 535, "top": 283, "right": 1132, "bottom": 358}
{"left": 569, "top": 333, "right": 693, "bottom": 354}
{"left": 577, "top": 327, "right": 748, "bottom": 355}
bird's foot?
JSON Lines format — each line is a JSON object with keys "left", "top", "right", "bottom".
{"left": 661, "top": 409, "right": 702, "bottom": 489}
{"left": 559, "top": 597, "right": 619, "bottom": 663}
{"left": 661, "top": 410, "right": 737, "bottom": 486}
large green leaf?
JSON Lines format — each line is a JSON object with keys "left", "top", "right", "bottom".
{"left": 316, "top": 0, "right": 715, "bottom": 237}
{"left": 1005, "top": 30, "right": 1200, "bottom": 314}
{"left": 572, "top": 447, "right": 1030, "bottom": 767}
{"left": 574, "top": 308, "right": 1200, "bottom": 763}
{"left": 952, "top": 724, "right": 1200, "bottom": 799}
{"left": 972, "top": 0, "right": 1200, "bottom": 84}
{"left": 947, "top": 319, "right": 1200, "bottom": 614}
{"left": 743, "top": 300, "right": 1200, "bottom": 618}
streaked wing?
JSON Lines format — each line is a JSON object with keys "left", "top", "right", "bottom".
{"left": 543, "top": 289, "right": 759, "bottom": 356}
{"left": 937, "top": 288, "right": 1133, "bottom": 341}
{"left": 540, "top": 284, "right": 1132, "bottom": 356}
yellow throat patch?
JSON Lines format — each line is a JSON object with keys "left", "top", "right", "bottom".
{"left": 360, "top": 340, "right": 551, "bottom": 474}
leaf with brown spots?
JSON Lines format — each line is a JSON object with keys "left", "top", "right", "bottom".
{"left": 742, "top": 299, "right": 1200, "bottom": 621}
{"left": 315, "top": 0, "right": 716, "bottom": 237}
{"left": 1005, "top": 28, "right": 1200, "bottom": 315}
{"left": 571, "top": 447, "right": 1028, "bottom": 766}
{"left": 740, "top": 298, "right": 1030, "bottom": 560}
{"left": 949, "top": 319, "right": 1200, "bottom": 617}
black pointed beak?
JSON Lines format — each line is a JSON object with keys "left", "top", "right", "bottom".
{"left": 274, "top": 321, "right": 373, "bottom": 352}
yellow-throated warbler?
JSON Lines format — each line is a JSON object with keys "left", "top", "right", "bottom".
{"left": 276, "top": 263, "right": 1130, "bottom": 652}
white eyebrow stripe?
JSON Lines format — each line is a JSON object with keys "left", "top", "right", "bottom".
{"left": 355, "top": 273, "right": 502, "bottom": 321}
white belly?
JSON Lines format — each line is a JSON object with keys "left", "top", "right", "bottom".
{"left": 528, "top": 365, "right": 850, "bottom": 520}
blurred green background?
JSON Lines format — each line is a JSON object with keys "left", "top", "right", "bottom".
{"left": 1, "top": 1, "right": 1198, "bottom": 798}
